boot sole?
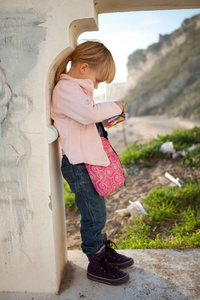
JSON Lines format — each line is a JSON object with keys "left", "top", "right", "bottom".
{"left": 87, "top": 272, "right": 129, "bottom": 285}
{"left": 109, "top": 258, "right": 134, "bottom": 269}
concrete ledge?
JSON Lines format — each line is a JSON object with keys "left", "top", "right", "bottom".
{"left": 1, "top": 249, "right": 200, "bottom": 299}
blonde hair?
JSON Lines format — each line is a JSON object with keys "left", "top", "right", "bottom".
{"left": 55, "top": 41, "right": 116, "bottom": 84}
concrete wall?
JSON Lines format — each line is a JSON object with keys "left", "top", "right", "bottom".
{"left": 0, "top": 0, "right": 98, "bottom": 293}
{"left": 0, "top": 0, "right": 199, "bottom": 294}
{"left": 94, "top": 0, "right": 200, "bottom": 13}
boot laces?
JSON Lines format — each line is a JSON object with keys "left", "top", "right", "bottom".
{"left": 100, "top": 256, "right": 119, "bottom": 275}
{"left": 105, "top": 239, "right": 118, "bottom": 253}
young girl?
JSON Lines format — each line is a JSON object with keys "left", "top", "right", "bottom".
{"left": 51, "top": 41, "right": 133, "bottom": 286}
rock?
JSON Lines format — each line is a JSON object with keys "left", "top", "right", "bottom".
{"left": 158, "top": 176, "right": 170, "bottom": 185}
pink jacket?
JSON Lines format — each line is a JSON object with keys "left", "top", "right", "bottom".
{"left": 51, "top": 74, "right": 121, "bottom": 166}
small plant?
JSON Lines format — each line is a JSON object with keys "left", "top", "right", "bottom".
{"left": 180, "top": 144, "right": 200, "bottom": 168}
{"left": 120, "top": 139, "right": 164, "bottom": 166}
{"left": 157, "top": 126, "right": 200, "bottom": 149}
{"left": 116, "top": 179, "right": 200, "bottom": 249}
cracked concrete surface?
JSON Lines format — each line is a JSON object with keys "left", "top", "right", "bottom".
{"left": 1, "top": 249, "right": 200, "bottom": 300}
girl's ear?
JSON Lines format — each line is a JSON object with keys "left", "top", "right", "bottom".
{"left": 80, "top": 63, "right": 89, "bottom": 74}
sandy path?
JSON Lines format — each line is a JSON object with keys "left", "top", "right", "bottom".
{"left": 107, "top": 116, "right": 200, "bottom": 154}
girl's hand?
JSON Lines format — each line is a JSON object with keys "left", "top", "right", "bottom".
{"left": 114, "top": 101, "right": 123, "bottom": 112}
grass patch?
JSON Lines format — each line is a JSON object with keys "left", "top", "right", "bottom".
{"left": 120, "top": 126, "right": 200, "bottom": 169}
{"left": 117, "top": 127, "right": 200, "bottom": 248}
{"left": 116, "top": 179, "right": 200, "bottom": 249}
{"left": 64, "top": 181, "right": 76, "bottom": 210}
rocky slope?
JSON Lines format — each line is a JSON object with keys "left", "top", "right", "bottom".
{"left": 108, "top": 14, "right": 200, "bottom": 121}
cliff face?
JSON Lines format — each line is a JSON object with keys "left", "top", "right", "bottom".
{"left": 123, "top": 14, "right": 200, "bottom": 120}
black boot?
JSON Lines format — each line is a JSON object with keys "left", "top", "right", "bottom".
{"left": 87, "top": 247, "right": 129, "bottom": 285}
{"left": 103, "top": 233, "right": 134, "bottom": 269}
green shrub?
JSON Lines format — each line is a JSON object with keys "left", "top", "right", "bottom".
{"left": 120, "top": 126, "right": 200, "bottom": 169}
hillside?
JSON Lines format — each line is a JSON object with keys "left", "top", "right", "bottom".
{"left": 122, "top": 14, "right": 200, "bottom": 120}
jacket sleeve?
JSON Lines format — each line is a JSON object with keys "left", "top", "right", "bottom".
{"left": 52, "top": 80, "right": 122, "bottom": 125}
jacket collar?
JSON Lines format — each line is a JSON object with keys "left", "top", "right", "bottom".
{"left": 59, "top": 74, "right": 94, "bottom": 94}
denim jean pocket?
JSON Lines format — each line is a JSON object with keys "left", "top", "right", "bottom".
{"left": 61, "top": 155, "right": 92, "bottom": 194}
{"left": 61, "top": 157, "right": 77, "bottom": 193}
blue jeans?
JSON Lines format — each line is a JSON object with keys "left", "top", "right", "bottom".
{"left": 61, "top": 155, "right": 106, "bottom": 255}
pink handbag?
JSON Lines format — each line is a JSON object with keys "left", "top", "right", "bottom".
{"left": 85, "top": 137, "right": 125, "bottom": 196}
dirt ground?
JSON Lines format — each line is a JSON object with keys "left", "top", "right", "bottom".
{"left": 65, "top": 116, "right": 200, "bottom": 250}
{"left": 66, "top": 158, "right": 200, "bottom": 250}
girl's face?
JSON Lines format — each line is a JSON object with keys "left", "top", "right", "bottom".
{"left": 80, "top": 63, "right": 104, "bottom": 89}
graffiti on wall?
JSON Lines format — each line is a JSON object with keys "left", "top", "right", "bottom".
{"left": 0, "top": 66, "right": 33, "bottom": 249}
{"left": 0, "top": 9, "right": 46, "bottom": 251}
{"left": 0, "top": 67, "right": 32, "bottom": 167}
{"left": 0, "top": 9, "right": 46, "bottom": 88}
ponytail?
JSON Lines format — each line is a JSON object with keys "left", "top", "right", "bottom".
{"left": 55, "top": 57, "right": 70, "bottom": 84}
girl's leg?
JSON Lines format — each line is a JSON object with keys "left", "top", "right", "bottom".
{"left": 61, "top": 155, "right": 106, "bottom": 254}
{"left": 61, "top": 155, "right": 129, "bottom": 285}
{"left": 75, "top": 186, "right": 106, "bottom": 255}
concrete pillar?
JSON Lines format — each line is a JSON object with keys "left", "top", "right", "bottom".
{"left": 0, "top": 0, "right": 98, "bottom": 293}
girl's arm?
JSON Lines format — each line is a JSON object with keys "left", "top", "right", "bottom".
{"left": 102, "top": 101, "right": 123, "bottom": 127}
{"left": 53, "top": 81, "right": 122, "bottom": 125}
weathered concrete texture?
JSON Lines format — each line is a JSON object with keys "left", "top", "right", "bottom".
{"left": 1, "top": 249, "right": 199, "bottom": 300}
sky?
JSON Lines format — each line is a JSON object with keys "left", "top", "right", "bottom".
{"left": 78, "top": 8, "right": 200, "bottom": 97}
